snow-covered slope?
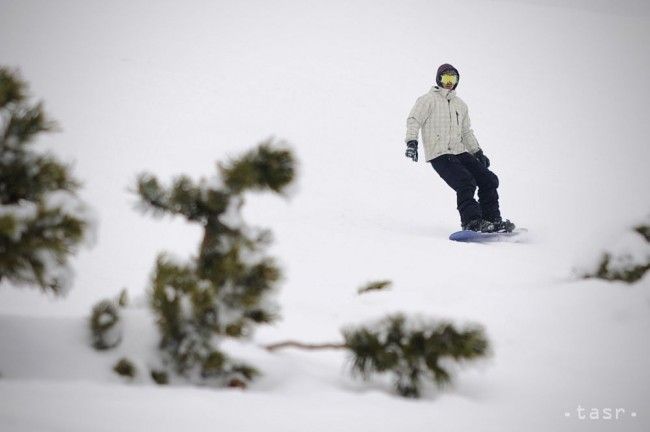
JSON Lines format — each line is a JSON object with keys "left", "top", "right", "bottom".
{"left": 1, "top": 0, "right": 649, "bottom": 431}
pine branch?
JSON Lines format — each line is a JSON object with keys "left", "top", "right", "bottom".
{"left": 264, "top": 340, "right": 347, "bottom": 352}
{"left": 358, "top": 280, "right": 392, "bottom": 294}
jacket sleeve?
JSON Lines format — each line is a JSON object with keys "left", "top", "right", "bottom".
{"left": 405, "top": 96, "right": 430, "bottom": 143}
{"left": 461, "top": 106, "right": 481, "bottom": 154}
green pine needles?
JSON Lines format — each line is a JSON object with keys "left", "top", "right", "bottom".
{"left": 136, "top": 141, "right": 295, "bottom": 387}
{"left": 582, "top": 218, "right": 650, "bottom": 284}
{"left": 113, "top": 358, "right": 137, "bottom": 379}
{"left": 0, "top": 67, "right": 93, "bottom": 293}
{"left": 343, "top": 314, "right": 490, "bottom": 398}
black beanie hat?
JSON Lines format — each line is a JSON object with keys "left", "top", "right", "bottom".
{"left": 436, "top": 63, "right": 460, "bottom": 90}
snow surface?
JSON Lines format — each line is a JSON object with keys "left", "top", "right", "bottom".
{"left": 1, "top": 0, "right": 649, "bottom": 431}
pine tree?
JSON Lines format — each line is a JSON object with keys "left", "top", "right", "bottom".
{"left": 136, "top": 140, "right": 295, "bottom": 387}
{"left": 0, "top": 67, "right": 93, "bottom": 294}
{"left": 343, "top": 314, "right": 489, "bottom": 398}
{"left": 265, "top": 311, "right": 491, "bottom": 398}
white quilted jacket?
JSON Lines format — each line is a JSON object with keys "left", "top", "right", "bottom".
{"left": 405, "top": 86, "right": 480, "bottom": 161}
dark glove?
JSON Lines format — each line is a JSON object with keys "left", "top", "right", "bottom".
{"left": 474, "top": 149, "right": 490, "bottom": 168}
{"left": 405, "top": 140, "right": 418, "bottom": 162}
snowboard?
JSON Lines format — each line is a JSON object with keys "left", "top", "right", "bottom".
{"left": 449, "top": 228, "right": 528, "bottom": 243}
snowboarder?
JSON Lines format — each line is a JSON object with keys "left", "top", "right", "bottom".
{"left": 404, "top": 63, "right": 514, "bottom": 233}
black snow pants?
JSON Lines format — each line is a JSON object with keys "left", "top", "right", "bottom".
{"left": 430, "top": 152, "right": 501, "bottom": 226}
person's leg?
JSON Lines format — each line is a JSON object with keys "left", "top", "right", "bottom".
{"left": 430, "top": 154, "right": 482, "bottom": 226}
{"left": 457, "top": 152, "right": 501, "bottom": 221}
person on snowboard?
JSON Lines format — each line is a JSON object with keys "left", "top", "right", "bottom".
{"left": 404, "top": 63, "right": 514, "bottom": 233}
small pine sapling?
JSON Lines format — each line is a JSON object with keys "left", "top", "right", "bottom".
{"left": 136, "top": 140, "right": 295, "bottom": 387}
{"left": 265, "top": 311, "right": 490, "bottom": 398}
{"left": 343, "top": 314, "right": 489, "bottom": 398}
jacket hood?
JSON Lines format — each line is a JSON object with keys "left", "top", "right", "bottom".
{"left": 431, "top": 86, "right": 456, "bottom": 100}
{"left": 436, "top": 63, "right": 460, "bottom": 90}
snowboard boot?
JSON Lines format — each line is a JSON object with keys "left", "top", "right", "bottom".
{"left": 488, "top": 217, "right": 515, "bottom": 233}
{"left": 462, "top": 218, "right": 496, "bottom": 233}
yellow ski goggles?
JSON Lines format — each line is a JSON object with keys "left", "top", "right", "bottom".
{"left": 440, "top": 73, "right": 458, "bottom": 85}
